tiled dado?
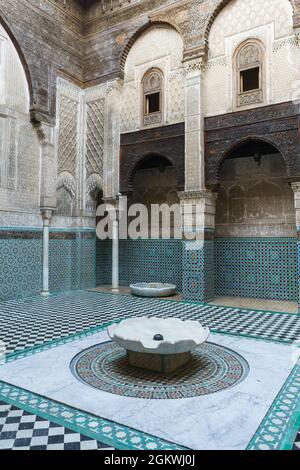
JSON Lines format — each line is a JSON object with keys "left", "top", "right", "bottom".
{"left": 182, "top": 240, "right": 215, "bottom": 303}
{"left": 215, "top": 238, "right": 298, "bottom": 302}
{"left": 0, "top": 236, "right": 42, "bottom": 301}
{"left": 96, "top": 239, "right": 183, "bottom": 291}
{"left": 49, "top": 232, "right": 96, "bottom": 293}
{"left": 0, "top": 228, "right": 97, "bottom": 301}
{"left": 297, "top": 230, "right": 300, "bottom": 310}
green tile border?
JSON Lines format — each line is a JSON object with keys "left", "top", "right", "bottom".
{"left": 247, "top": 359, "right": 300, "bottom": 450}
{"left": 0, "top": 381, "right": 186, "bottom": 451}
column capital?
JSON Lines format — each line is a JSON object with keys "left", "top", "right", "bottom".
{"left": 179, "top": 190, "right": 217, "bottom": 203}
{"left": 41, "top": 209, "right": 53, "bottom": 222}
{"left": 102, "top": 196, "right": 119, "bottom": 206}
{"left": 33, "top": 121, "right": 55, "bottom": 146}
{"left": 183, "top": 56, "right": 206, "bottom": 75}
{"left": 291, "top": 182, "right": 300, "bottom": 193}
{"left": 106, "top": 78, "right": 123, "bottom": 96}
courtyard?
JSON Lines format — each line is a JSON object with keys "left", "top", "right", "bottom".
{"left": 0, "top": 290, "right": 299, "bottom": 451}
{"left": 1, "top": 0, "right": 300, "bottom": 456}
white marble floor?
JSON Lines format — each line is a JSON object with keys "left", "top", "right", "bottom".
{"left": 0, "top": 332, "right": 295, "bottom": 450}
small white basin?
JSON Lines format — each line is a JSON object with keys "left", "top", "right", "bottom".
{"left": 130, "top": 283, "right": 176, "bottom": 298}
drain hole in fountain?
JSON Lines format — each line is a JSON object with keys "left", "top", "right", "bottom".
{"left": 153, "top": 334, "right": 164, "bottom": 341}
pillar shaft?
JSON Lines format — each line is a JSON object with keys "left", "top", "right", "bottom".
{"left": 41, "top": 209, "right": 53, "bottom": 296}
{"left": 184, "top": 58, "right": 205, "bottom": 192}
{"left": 102, "top": 197, "right": 120, "bottom": 292}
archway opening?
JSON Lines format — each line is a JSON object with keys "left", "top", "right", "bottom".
{"left": 129, "top": 154, "right": 180, "bottom": 237}
{"left": 214, "top": 139, "right": 297, "bottom": 308}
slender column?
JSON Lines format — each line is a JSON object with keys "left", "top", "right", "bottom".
{"left": 102, "top": 79, "right": 122, "bottom": 290}
{"left": 291, "top": 183, "right": 300, "bottom": 313}
{"left": 112, "top": 215, "right": 119, "bottom": 291}
{"left": 103, "top": 197, "right": 120, "bottom": 291}
{"left": 41, "top": 209, "right": 53, "bottom": 296}
{"left": 34, "top": 121, "right": 56, "bottom": 297}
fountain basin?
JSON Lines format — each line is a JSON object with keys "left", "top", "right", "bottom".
{"left": 130, "top": 282, "right": 176, "bottom": 298}
{"left": 108, "top": 317, "right": 210, "bottom": 373}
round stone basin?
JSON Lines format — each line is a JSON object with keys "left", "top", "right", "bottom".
{"left": 130, "top": 282, "right": 176, "bottom": 298}
{"left": 108, "top": 317, "right": 210, "bottom": 373}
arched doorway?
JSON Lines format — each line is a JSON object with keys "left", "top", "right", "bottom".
{"left": 214, "top": 139, "right": 297, "bottom": 307}
{"left": 128, "top": 153, "right": 180, "bottom": 237}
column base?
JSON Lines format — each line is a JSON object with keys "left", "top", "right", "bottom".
{"left": 41, "top": 291, "right": 50, "bottom": 297}
{"left": 127, "top": 350, "right": 192, "bottom": 374}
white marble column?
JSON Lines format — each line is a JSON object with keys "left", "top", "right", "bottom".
{"left": 41, "top": 209, "right": 53, "bottom": 296}
{"left": 102, "top": 79, "right": 122, "bottom": 290}
{"left": 103, "top": 197, "right": 120, "bottom": 291}
{"left": 112, "top": 215, "right": 119, "bottom": 291}
{"left": 184, "top": 57, "right": 205, "bottom": 192}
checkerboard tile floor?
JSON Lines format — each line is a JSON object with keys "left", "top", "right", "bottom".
{"left": 0, "top": 401, "right": 114, "bottom": 451}
{"left": 0, "top": 291, "right": 299, "bottom": 356}
{"left": 0, "top": 290, "right": 299, "bottom": 450}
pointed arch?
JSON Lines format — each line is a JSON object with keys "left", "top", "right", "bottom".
{"left": 216, "top": 136, "right": 288, "bottom": 182}
{"left": 204, "top": 0, "right": 297, "bottom": 45}
{"left": 0, "top": 11, "right": 34, "bottom": 108}
{"left": 120, "top": 21, "right": 183, "bottom": 73}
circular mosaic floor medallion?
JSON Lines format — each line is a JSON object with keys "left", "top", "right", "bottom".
{"left": 70, "top": 341, "right": 249, "bottom": 400}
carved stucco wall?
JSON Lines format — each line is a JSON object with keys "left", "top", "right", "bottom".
{"left": 55, "top": 79, "right": 106, "bottom": 224}
{"left": 204, "top": 0, "right": 300, "bottom": 116}
{"left": 0, "top": 24, "right": 40, "bottom": 226}
{"left": 121, "top": 24, "right": 184, "bottom": 133}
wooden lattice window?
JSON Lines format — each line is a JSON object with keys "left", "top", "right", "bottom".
{"left": 142, "top": 68, "right": 163, "bottom": 127}
{"left": 235, "top": 41, "right": 264, "bottom": 108}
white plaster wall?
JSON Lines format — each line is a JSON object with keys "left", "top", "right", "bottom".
{"left": 0, "top": 24, "right": 40, "bottom": 224}
{"left": 204, "top": 0, "right": 299, "bottom": 116}
{"left": 121, "top": 25, "right": 184, "bottom": 133}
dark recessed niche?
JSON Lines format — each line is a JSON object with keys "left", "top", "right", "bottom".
{"left": 240, "top": 67, "right": 260, "bottom": 92}
{"left": 145, "top": 92, "right": 160, "bottom": 114}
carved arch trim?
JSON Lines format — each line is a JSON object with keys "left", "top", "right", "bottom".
{"left": 86, "top": 173, "right": 103, "bottom": 199}
{"left": 57, "top": 172, "right": 76, "bottom": 199}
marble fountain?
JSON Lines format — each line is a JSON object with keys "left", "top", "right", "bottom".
{"left": 130, "top": 283, "right": 177, "bottom": 298}
{"left": 108, "top": 317, "right": 210, "bottom": 373}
